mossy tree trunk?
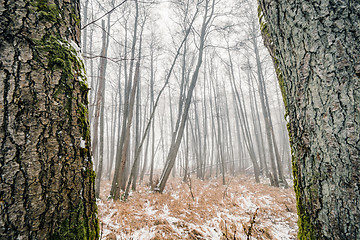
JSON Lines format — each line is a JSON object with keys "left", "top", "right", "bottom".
{"left": 0, "top": 0, "right": 99, "bottom": 239}
{"left": 258, "top": 0, "right": 360, "bottom": 239}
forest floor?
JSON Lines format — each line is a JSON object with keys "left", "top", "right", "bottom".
{"left": 97, "top": 174, "right": 298, "bottom": 240}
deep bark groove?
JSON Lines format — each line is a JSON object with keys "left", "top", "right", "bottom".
{"left": 258, "top": 0, "right": 360, "bottom": 239}
{"left": 0, "top": 0, "right": 99, "bottom": 239}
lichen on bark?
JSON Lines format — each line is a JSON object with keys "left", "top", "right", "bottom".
{"left": 0, "top": 0, "right": 99, "bottom": 239}
{"left": 32, "top": 35, "right": 86, "bottom": 95}
{"left": 32, "top": 32, "right": 98, "bottom": 239}
{"left": 257, "top": 5, "right": 316, "bottom": 239}
{"left": 258, "top": 0, "right": 360, "bottom": 239}
{"left": 30, "top": 0, "right": 60, "bottom": 23}
{"left": 51, "top": 201, "right": 100, "bottom": 240}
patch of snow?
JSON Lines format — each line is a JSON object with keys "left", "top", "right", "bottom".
{"left": 80, "top": 137, "right": 86, "bottom": 148}
{"left": 237, "top": 195, "right": 258, "bottom": 211}
{"left": 144, "top": 201, "right": 157, "bottom": 216}
{"left": 162, "top": 204, "right": 170, "bottom": 215}
{"left": 96, "top": 199, "right": 104, "bottom": 206}
{"left": 272, "top": 222, "right": 296, "bottom": 240}
{"left": 56, "top": 39, "right": 66, "bottom": 46}
{"left": 188, "top": 222, "right": 222, "bottom": 240}
{"left": 130, "top": 227, "right": 155, "bottom": 240}
{"left": 101, "top": 229, "right": 112, "bottom": 239}
{"left": 101, "top": 208, "right": 120, "bottom": 232}
{"left": 171, "top": 192, "right": 179, "bottom": 200}
{"left": 164, "top": 216, "right": 180, "bottom": 224}
{"left": 259, "top": 195, "right": 273, "bottom": 205}
{"left": 70, "top": 40, "right": 80, "bottom": 52}
{"left": 159, "top": 205, "right": 179, "bottom": 224}
{"left": 70, "top": 40, "right": 86, "bottom": 77}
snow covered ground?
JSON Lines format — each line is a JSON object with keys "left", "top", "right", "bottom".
{"left": 97, "top": 175, "right": 298, "bottom": 239}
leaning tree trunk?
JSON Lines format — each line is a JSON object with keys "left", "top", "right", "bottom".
{"left": 258, "top": 1, "right": 360, "bottom": 239}
{"left": 0, "top": 0, "right": 99, "bottom": 239}
{"left": 156, "top": 0, "right": 215, "bottom": 193}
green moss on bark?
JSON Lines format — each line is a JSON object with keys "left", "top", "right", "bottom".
{"left": 288, "top": 124, "right": 316, "bottom": 240}
{"left": 50, "top": 202, "right": 87, "bottom": 240}
{"left": 31, "top": 0, "right": 60, "bottom": 23}
{"left": 274, "top": 59, "right": 288, "bottom": 118}
{"left": 78, "top": 102, "right": 91, "bottom": 145}
{"left": 258, "top": 4, "right": 288, "bottom": 117}
{"left": 32, "top": 33, "right": 90, "bottom": 121}
{"left": 258, "top": 3, "right": 316, "bottom": 239}
{"left": 33, "top": 35, "right": 86, "bottom": 92}
{"left": 71, "top": 13, "right": 81, "bottom": 27}
{"left": 86, "top": 169, "right": 97, "bottom": 184}
{"left": 30, "top": 3, "right": 99, "bottom": 238}
{"left": 50, "top": 201, "right": 99, "bottom": 240}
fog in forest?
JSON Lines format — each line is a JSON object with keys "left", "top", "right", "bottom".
{"left": 81, "top": 0, "right": 298, "bottom": 238}
{"left": 2, "top": 0, "right": 358, "bottom": 238}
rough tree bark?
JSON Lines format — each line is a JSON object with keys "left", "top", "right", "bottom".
{"left": 0, "top": 0, "right": 99, "bottom": 239}
{"left": 258, "top": 0, "right": 360, "bottom": 239}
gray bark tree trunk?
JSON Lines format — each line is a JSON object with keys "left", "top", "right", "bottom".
{"left": 94, "top": 19, "right": 110, "bottom": 198}
{"left": 0, "top": 0, "right": 99, "bottom": 238}
{"left": 149, "top": 42, "right": 155, "bottom": 185}
{"left": 81, "top": 0, "right": 89, "bottom": 57}
{"left": 250, "top": 52, "right": 279, "bottom": 186}
{"left": 156, "top": 0, "right": 216, "bottom": 193}
{"left": 110, "top": 0, "right": 139, "bottom": 198}
{"left": 258, "top": 1, "right": 360, "bottom": 239}
{"left": 112, "top": 61, "right": 140, "bottom": 200}
{"left": 229, "top": 60, "right": 260, "bottom": 183}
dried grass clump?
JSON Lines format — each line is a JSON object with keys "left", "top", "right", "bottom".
{"left": 98, "top": 175, "right": 298, "bottom": 239}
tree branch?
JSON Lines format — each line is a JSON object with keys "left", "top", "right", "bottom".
{"left": 81, "top": 0, "right": 129, "bottom": 30}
